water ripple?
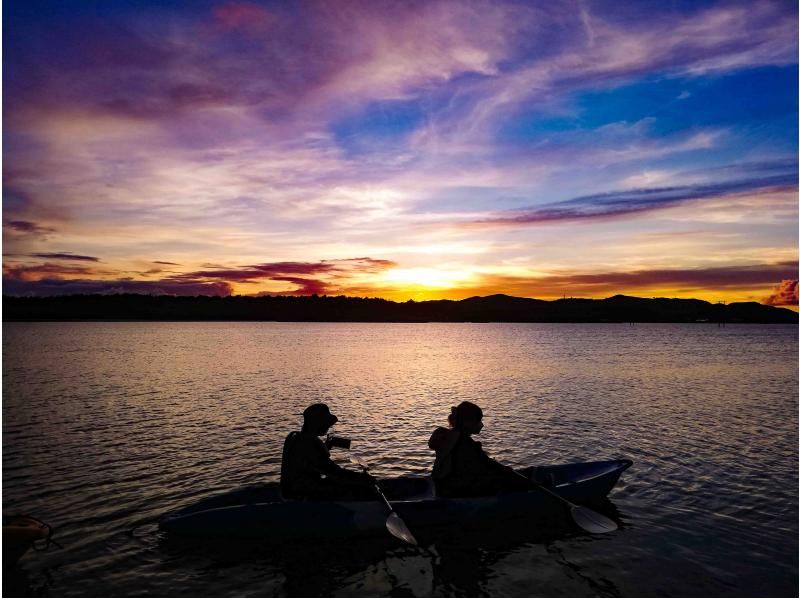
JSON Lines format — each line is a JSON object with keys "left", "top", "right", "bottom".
{"left": 3, "top": 322, "right": 797, "bottom": 597}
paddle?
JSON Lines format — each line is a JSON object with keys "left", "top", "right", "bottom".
{"left": 350, "top": 455, "right": 419, "bottom": 546}
{"left": 514, "top": 470, "right": 618, "bottom": 534}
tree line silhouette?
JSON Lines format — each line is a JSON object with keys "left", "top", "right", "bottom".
{"left": 3, "top": 293, "right": 796, "bottom": 323}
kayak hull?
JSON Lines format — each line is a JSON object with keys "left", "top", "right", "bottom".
{"left": 159, "top": 459, "right": 632, "bottom": 540}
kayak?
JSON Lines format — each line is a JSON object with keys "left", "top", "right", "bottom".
{"left": 159, "top": 459, "right": 632, "bottom": 540}
{"left": 3, "top": 515, "right": 52, "bottom": 567}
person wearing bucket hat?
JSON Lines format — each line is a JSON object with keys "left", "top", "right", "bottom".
{"left": 280, "top": 403, "right": 374, "bottom": 500}
{"left": 303, "top": 403, "right": 339, "bottom": 429}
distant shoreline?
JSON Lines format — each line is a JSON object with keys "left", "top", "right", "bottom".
{"left": 3, "top": 320, "right": 797, "bottom": 325}
{"left": 3, "top": 293, "right": 796, "bottom": 324}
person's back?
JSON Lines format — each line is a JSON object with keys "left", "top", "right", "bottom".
{"left": 429, "top": 402, "right": 529, "bottom": 497}
{"left": 280, "top": 429, "right": 332, "bottom": 498}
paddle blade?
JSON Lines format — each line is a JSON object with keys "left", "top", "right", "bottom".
{"left": 386, "top": 512, "right": 418, "bottom": 546}
{"left": 571, "top": 506, "right": 618, "bottom": 534}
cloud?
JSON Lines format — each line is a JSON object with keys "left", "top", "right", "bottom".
{"left": 251, "top": 259, "right": 397, "bottom": 294}
{"left": 212, "top": 2, "right": 276, "bottom": 34}
{"left": 466, "top": 262, "right": 799, "bottom": 298}
{"left": 2, "top": 1, "right": 796, "bottom": 307}
{"left": 29, "top": 252, "right": 100, "bottom": 262}
{"left": 333, "top": 257, "right": 397, "bottom": 272}
{"left": 447, "top": 2, "right": 797, "bottom": 137}
{"left": 3, "top": 259, "right": 232, "bottom": 296}
{"left": 165, "top": 257, "right": 397, "bottom": 294}
{"left": 167, "top": 261, "right": 339, "bottom": 283}
{"left": 545, "top": 262, "right": 798, "bottom": 289}
{"left": 4, "top": 255, "right": 796, "bottom": 302}
{"left": 3, "top": 262, "right": 102, "bottom": 282}
{"left": 153, "top": 260, "right": 181, "bottom": 265}
{"left": 267, "top": 276, "right": 329, "bottom": 296}
{"left": 4, "top": 220, "right": 56, "bottom": 238}
{"left": 168, "top": 268, "right": 271, "bottom": 283}
{"left": 6, "top": 0, "right": 529, "bottom": 131}
{"left": 251, "top": 261, "right": 338, "bottom": 276}
{"left": 169, "top": 258, "right": 394, "bottom": 280}
{"left": 763, "top": 279, "right": 798, "bottom": 306}
{"left": 470, "top": 174, "right": 797, "bottom": 227}
{"left": 2, "top": 277, "right": 232, "bottom": 297}
{"left": 1, "top": 257, "right": 399, "bottom": 297}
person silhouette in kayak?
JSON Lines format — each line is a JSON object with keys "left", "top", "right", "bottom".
{"left": 280, "top": 403, "right": 374, "bottom": 501}
{"left": 429, "top": 401, "right": 530, "bottom": 497}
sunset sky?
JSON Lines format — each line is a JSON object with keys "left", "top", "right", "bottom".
{"left": 4, "top": 0, "right": 798, "bottom": 306}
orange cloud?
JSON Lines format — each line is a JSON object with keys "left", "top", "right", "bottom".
{"left": 763, "top": 279, "right": 798, "bottom": 306}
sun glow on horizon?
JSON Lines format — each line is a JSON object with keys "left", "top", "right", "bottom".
{"left": 380, "top": 267, "right": 477, "bottom": 289}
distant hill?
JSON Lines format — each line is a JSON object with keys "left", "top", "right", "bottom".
{"left": 3, "top": 293, "right": 796, "bottom": 323}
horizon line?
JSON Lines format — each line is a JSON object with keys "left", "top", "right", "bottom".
{"left": 3, "top": 291, "right": 797, "bottom": 311}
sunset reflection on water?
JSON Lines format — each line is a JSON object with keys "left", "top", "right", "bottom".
{"left": 3, "top": 322, "right": 797, "bottom": 596}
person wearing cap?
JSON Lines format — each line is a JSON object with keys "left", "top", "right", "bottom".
{"left": 280, "top": 403, "right": 374, "bottom": 501}
{"left": 429, "top": 401, "right": 531, "bottom": 497}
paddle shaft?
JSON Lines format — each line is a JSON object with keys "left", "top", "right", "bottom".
{"left": 353, "top": 461, "right": 419, "bottom": 545}
{"left": 517, "top": 472, "right": 579, "bottom": 508}
{"left": 350, "top": 457, "right": 397, "bottom": 512}
{"left": 366, "top": 474, "right": 396, "bottom": 513}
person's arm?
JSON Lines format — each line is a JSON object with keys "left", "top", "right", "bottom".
{"left": 333, "top": 464, "right": 372, "bottom": 486}
{"left": 477, "top": 443, "right": 522, "bottom": 477}
{"left": 483, "top": 451, "right": 531, "bottom": 490}
{"left": 310, "top": 441, "right": 371, "bottom": 486}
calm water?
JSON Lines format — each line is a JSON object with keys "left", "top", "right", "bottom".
{"left": 3, "top": 323, "right": 797, "bottom": 597}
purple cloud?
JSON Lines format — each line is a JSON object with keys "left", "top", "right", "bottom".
{"left": 268, "top": 276, "right": 330, "bottom": 296}
{"left": 4, "top": 262, "right": 100, "bottom": 280}
{"left": 4, "top": 220, "right": 56, "bottom": 237}
{"left": 2, "top": 277, "right": 232, "bottom": 297}
{"left": 29, "top": 252, "right": 100, "bottom": 262}
{"left": 168, "top": 268, "right": 267, "bottom": 282}
{"left": 250, "top": 262, "right": 338, "bottom": 275}
{"left": 470, "top": 174, "right": 797, "bottom": 227}
{"left": 471, "top": 262, "right": 799, "bottom": 297}
{"left": 1, "top": 257, "right": 399, "bottom": 297}
{"left": 168, "top": 258, "right": 395, "bottom": 285}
